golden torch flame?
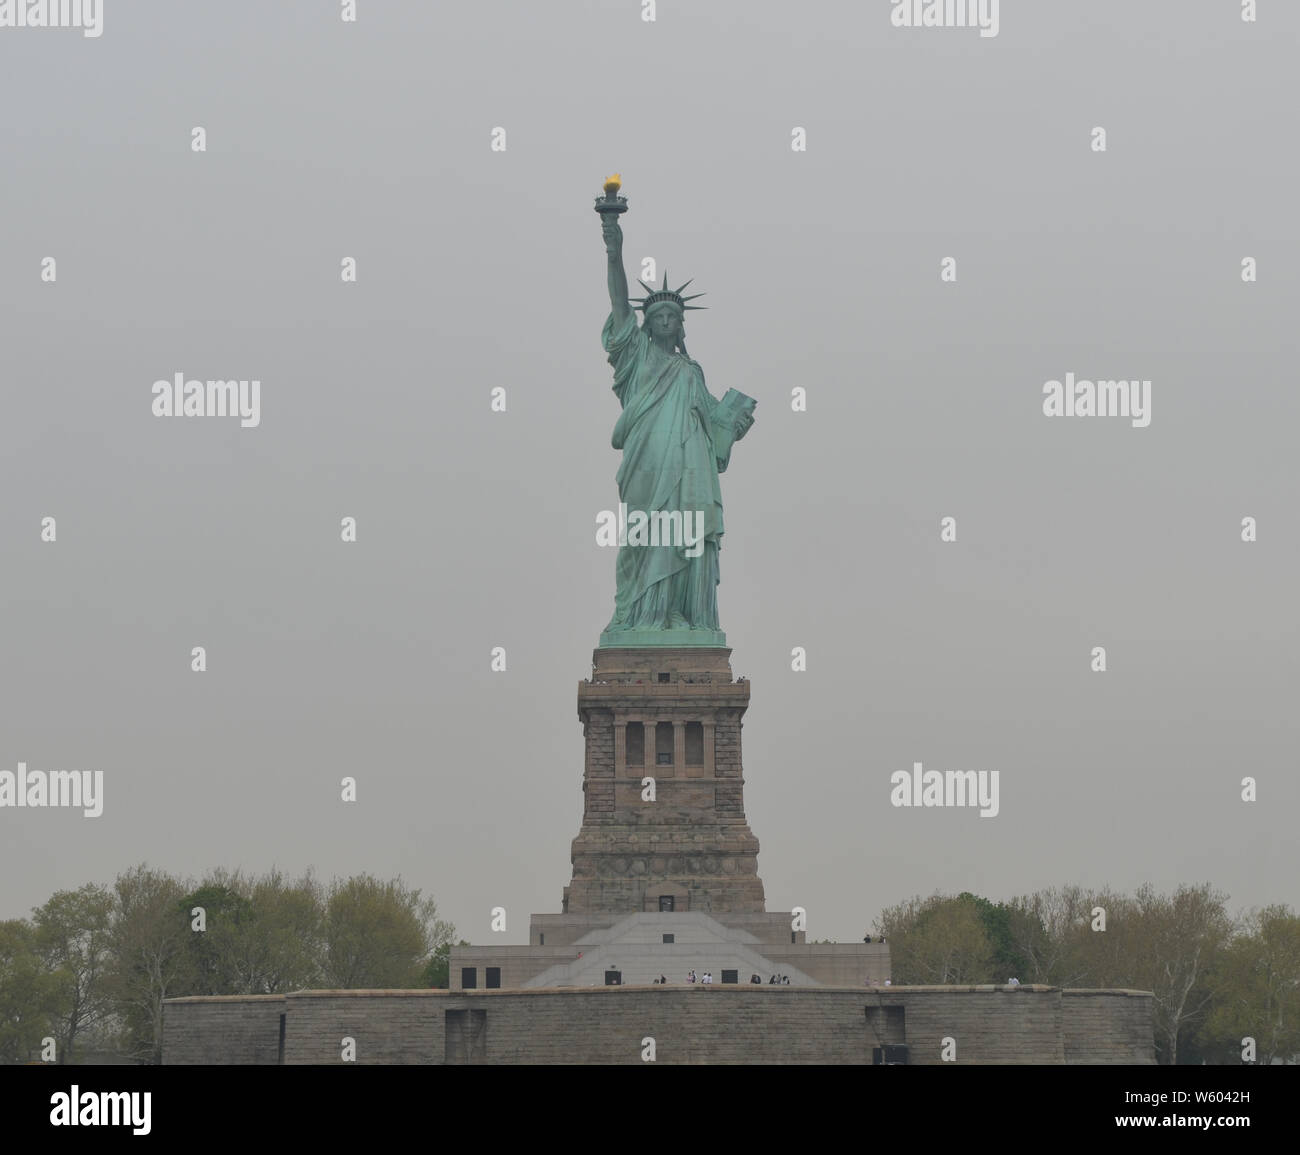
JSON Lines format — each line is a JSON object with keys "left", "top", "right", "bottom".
{"left": 603, "top": 173, "right": 622, "bottom": 197}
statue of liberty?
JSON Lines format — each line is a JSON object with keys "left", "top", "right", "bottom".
{"left": 596, "top": 177, "right": 756, "bottom": 647}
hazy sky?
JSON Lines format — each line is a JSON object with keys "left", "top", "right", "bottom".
{"left": 2, "top": 0, "right": 1296, "bottom": 945}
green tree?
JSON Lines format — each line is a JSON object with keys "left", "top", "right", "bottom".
{"left": 0, "top": 919, "right": 64, "bottom": 1064}
{"left": 32, "top": 883, "right": 115, "bottom": 1063}
{"left": 322, "top": 874, "right": 453, "bottom": 989}
{"left": 1202, "top": 904, "right": 1300, "bottom": 1065}
{"left": 958, "top": 892, "right": 1027, "bottom": 981}
{"left": 244, "top": 869, "right": 324, "bottom": 993}
{"left": 106, "top": 864, "right": 195, "bottom": 1064}
{"left": 179, "top": 868, "right": 325, "bottom": 995}
{"left": 1113, "top": 883, "right": 1233, "bottom": 1065}
{"left": 1057, "top": 887, "right": 1142, "bottom": 990}
{"left": 1004, "top": 885, "right": 1101, "bottom": 986}
{"left": 876, "top": 893, "right": 995, "bottom": 984}
{"left": 178, "top": 877, "right": 253, "bottom": 996}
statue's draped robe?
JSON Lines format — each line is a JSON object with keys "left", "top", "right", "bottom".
{"left": 603, "top": 309, "right": 726, "bottom": 631}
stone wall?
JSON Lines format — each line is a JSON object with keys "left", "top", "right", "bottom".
{"left": 868, "top": 986, "right": 1065, "bottom": 1063}
{"left": 581, "top": 707, "right": 615, "bottom": 818}
{"left": 285, "top": 991, "right": 442, "bottom": 1064}
{"left": 1063, "top": 989, "right": 1156, "bottom": 1064}
{"left": 162, "top": 995, "right": 285, "bottom": 1065}
{"left": 163, "top": 985, "right": 1154, "bottom": 1065}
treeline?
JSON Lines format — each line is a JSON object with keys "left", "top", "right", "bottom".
{"left": 0, "top": 865, "right": 456, "bottom": 1065}
{"left": 5, "top": 872, "right": 1295, "bottom": 1066}
{"left": 875, "top": 884, "right": 1300, "bottom": 1065}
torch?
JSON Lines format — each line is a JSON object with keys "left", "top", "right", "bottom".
{"left": 594, "top": 173, "right": 627, "bottom": 216}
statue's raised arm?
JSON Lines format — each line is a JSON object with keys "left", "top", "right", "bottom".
{"left": 602, "top": 214, "right": 631, "bottom": 327}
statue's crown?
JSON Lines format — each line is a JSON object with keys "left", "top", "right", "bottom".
{"left": 632, "top": 271, "right": 706, "bottom": 316}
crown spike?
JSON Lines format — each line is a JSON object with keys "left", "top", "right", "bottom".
{"left": 675, "top": 279, "right": 694, "bottom": 293}
{"left": 629, "top": 271, "right": 707, "bottom": 313}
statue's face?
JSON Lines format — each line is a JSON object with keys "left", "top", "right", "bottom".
{"left": 647, "top": 308, "right": 683, "bottom": 344}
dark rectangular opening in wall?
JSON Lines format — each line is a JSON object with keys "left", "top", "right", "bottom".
{"left": 539, "top": 933, "right": 544, "bottom": 945}
{"left": 792, "top": 932, "right": 797, "bottom": 943}
{"left": 865, "top": 1005, "right": 906, "bottom": 1047}
{"left": 445, "top": 1009, "right": 487, "bottom": 1063}
{"left": 626, "top": 722, "right": 644, "bottom": 768}
{"left": 721, "top": 970, "right": 738, "bottom": 984}
{"left": 461, "top": 967, "right": 477, "bottom": 990}
{"left": 486, "top": 967, "right": 501, "bottom": 989}
{"left": 656, "top": 721, "right": 673, "bottom": 765}
{"left": 662, "top": 933, "right": 674, "bottom": 943}
{"left": 658, "top": 672, "right": 670, "bottom": 683}
{"left": 659, "top": 895, "right": 674, "bottom": 912}
{"left": 277, "top": 1013, "right": 285, "bottom": 1065}
{"left": 685, "top": 721, "right": 703, "bottom": 765}
{"left": 605, "top": 970, "right": 622, "bottom": 986}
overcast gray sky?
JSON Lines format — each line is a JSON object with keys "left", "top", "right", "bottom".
{"left": 1, "top": 0, "right": 1296, "bottom": 944}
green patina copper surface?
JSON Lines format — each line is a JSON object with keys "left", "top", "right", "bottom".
{"left": 596, "top": 185, "right": 755, "bottom": 648}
